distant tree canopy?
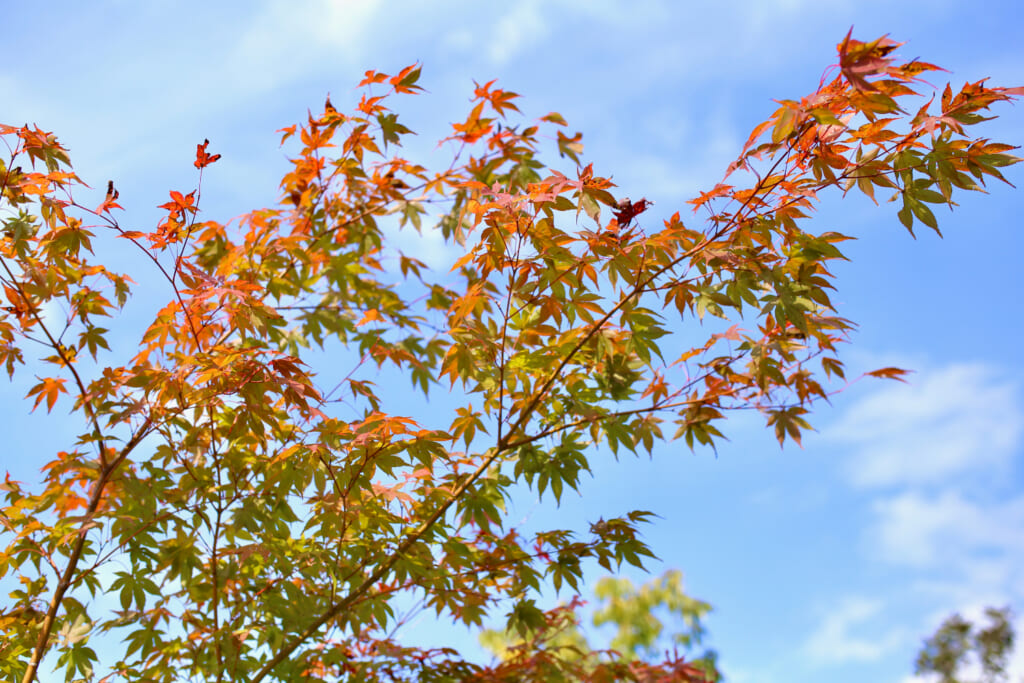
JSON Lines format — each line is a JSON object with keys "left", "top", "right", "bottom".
{"left": 916, "top": 607, "right": 1016, "bottom": 683}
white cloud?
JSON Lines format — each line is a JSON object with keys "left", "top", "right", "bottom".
{"left": 804, "top": 596, "right": 906, "bottom": 664}
{"left": 869, "top": 490, "right": 1024, "bottom": 569}
{"left": 225, "top": 0, "right": 383, "bottom": 93}
{"left": 863, "top": 489, "right": 1024, "bottom": 681}
{"left": 830, "top": 363, "right": 1022, "bottom": 489}
{"left": 824, "top": 360, "right": 1024, "bottom": 680}
{"left": 487, "top": 2, "right": 548, "bottom": 65}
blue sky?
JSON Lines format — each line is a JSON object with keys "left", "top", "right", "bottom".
{"left": 4, "top": 1, "right": 1024, "bottom": 682}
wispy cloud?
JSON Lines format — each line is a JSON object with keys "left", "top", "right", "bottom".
{"left": 831, "top": 363, "right": 1022, "bottom": 489}
{"left": 487, "top": 1, "right": 548, "bottom": 65}
{"left": 819, "top": 359, "right": 1024, "bottom": 678}
{"left": 803, "top": 596, "right": 906, "bottom": 664}
{"left": 831, "top": 362, "right": 1024, "bottom": 586}
{"left": 869, "top": 490, "right": 1024, "bottom": 569}
{"left": 224, "top": 0, "right": 383, "bottom": 93}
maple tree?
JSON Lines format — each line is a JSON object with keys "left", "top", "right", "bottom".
{"left": 0, "top": 33, "right": 1021, "bottom": 682}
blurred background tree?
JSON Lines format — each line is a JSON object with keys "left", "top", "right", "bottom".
{"left": 480, "top": 570, "right": 720, "bottom": 680}
{"left": 915, "top": 607, "right": 1015, "bottom": 683}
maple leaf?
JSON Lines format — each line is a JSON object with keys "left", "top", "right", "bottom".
{"left": 158, "top": 189, "right": 197, "bottom": 217}
{"left": 194, "top": 138, "right": 221, "bottom": 168}
{"left": 866, "top": 366, "right": 911, "bottom": 382}
{"left": 26, "top": 376, "right": 68, "bottom": 413}
{"left": 837, "top": 28, "right": 901, "bottom": 93}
